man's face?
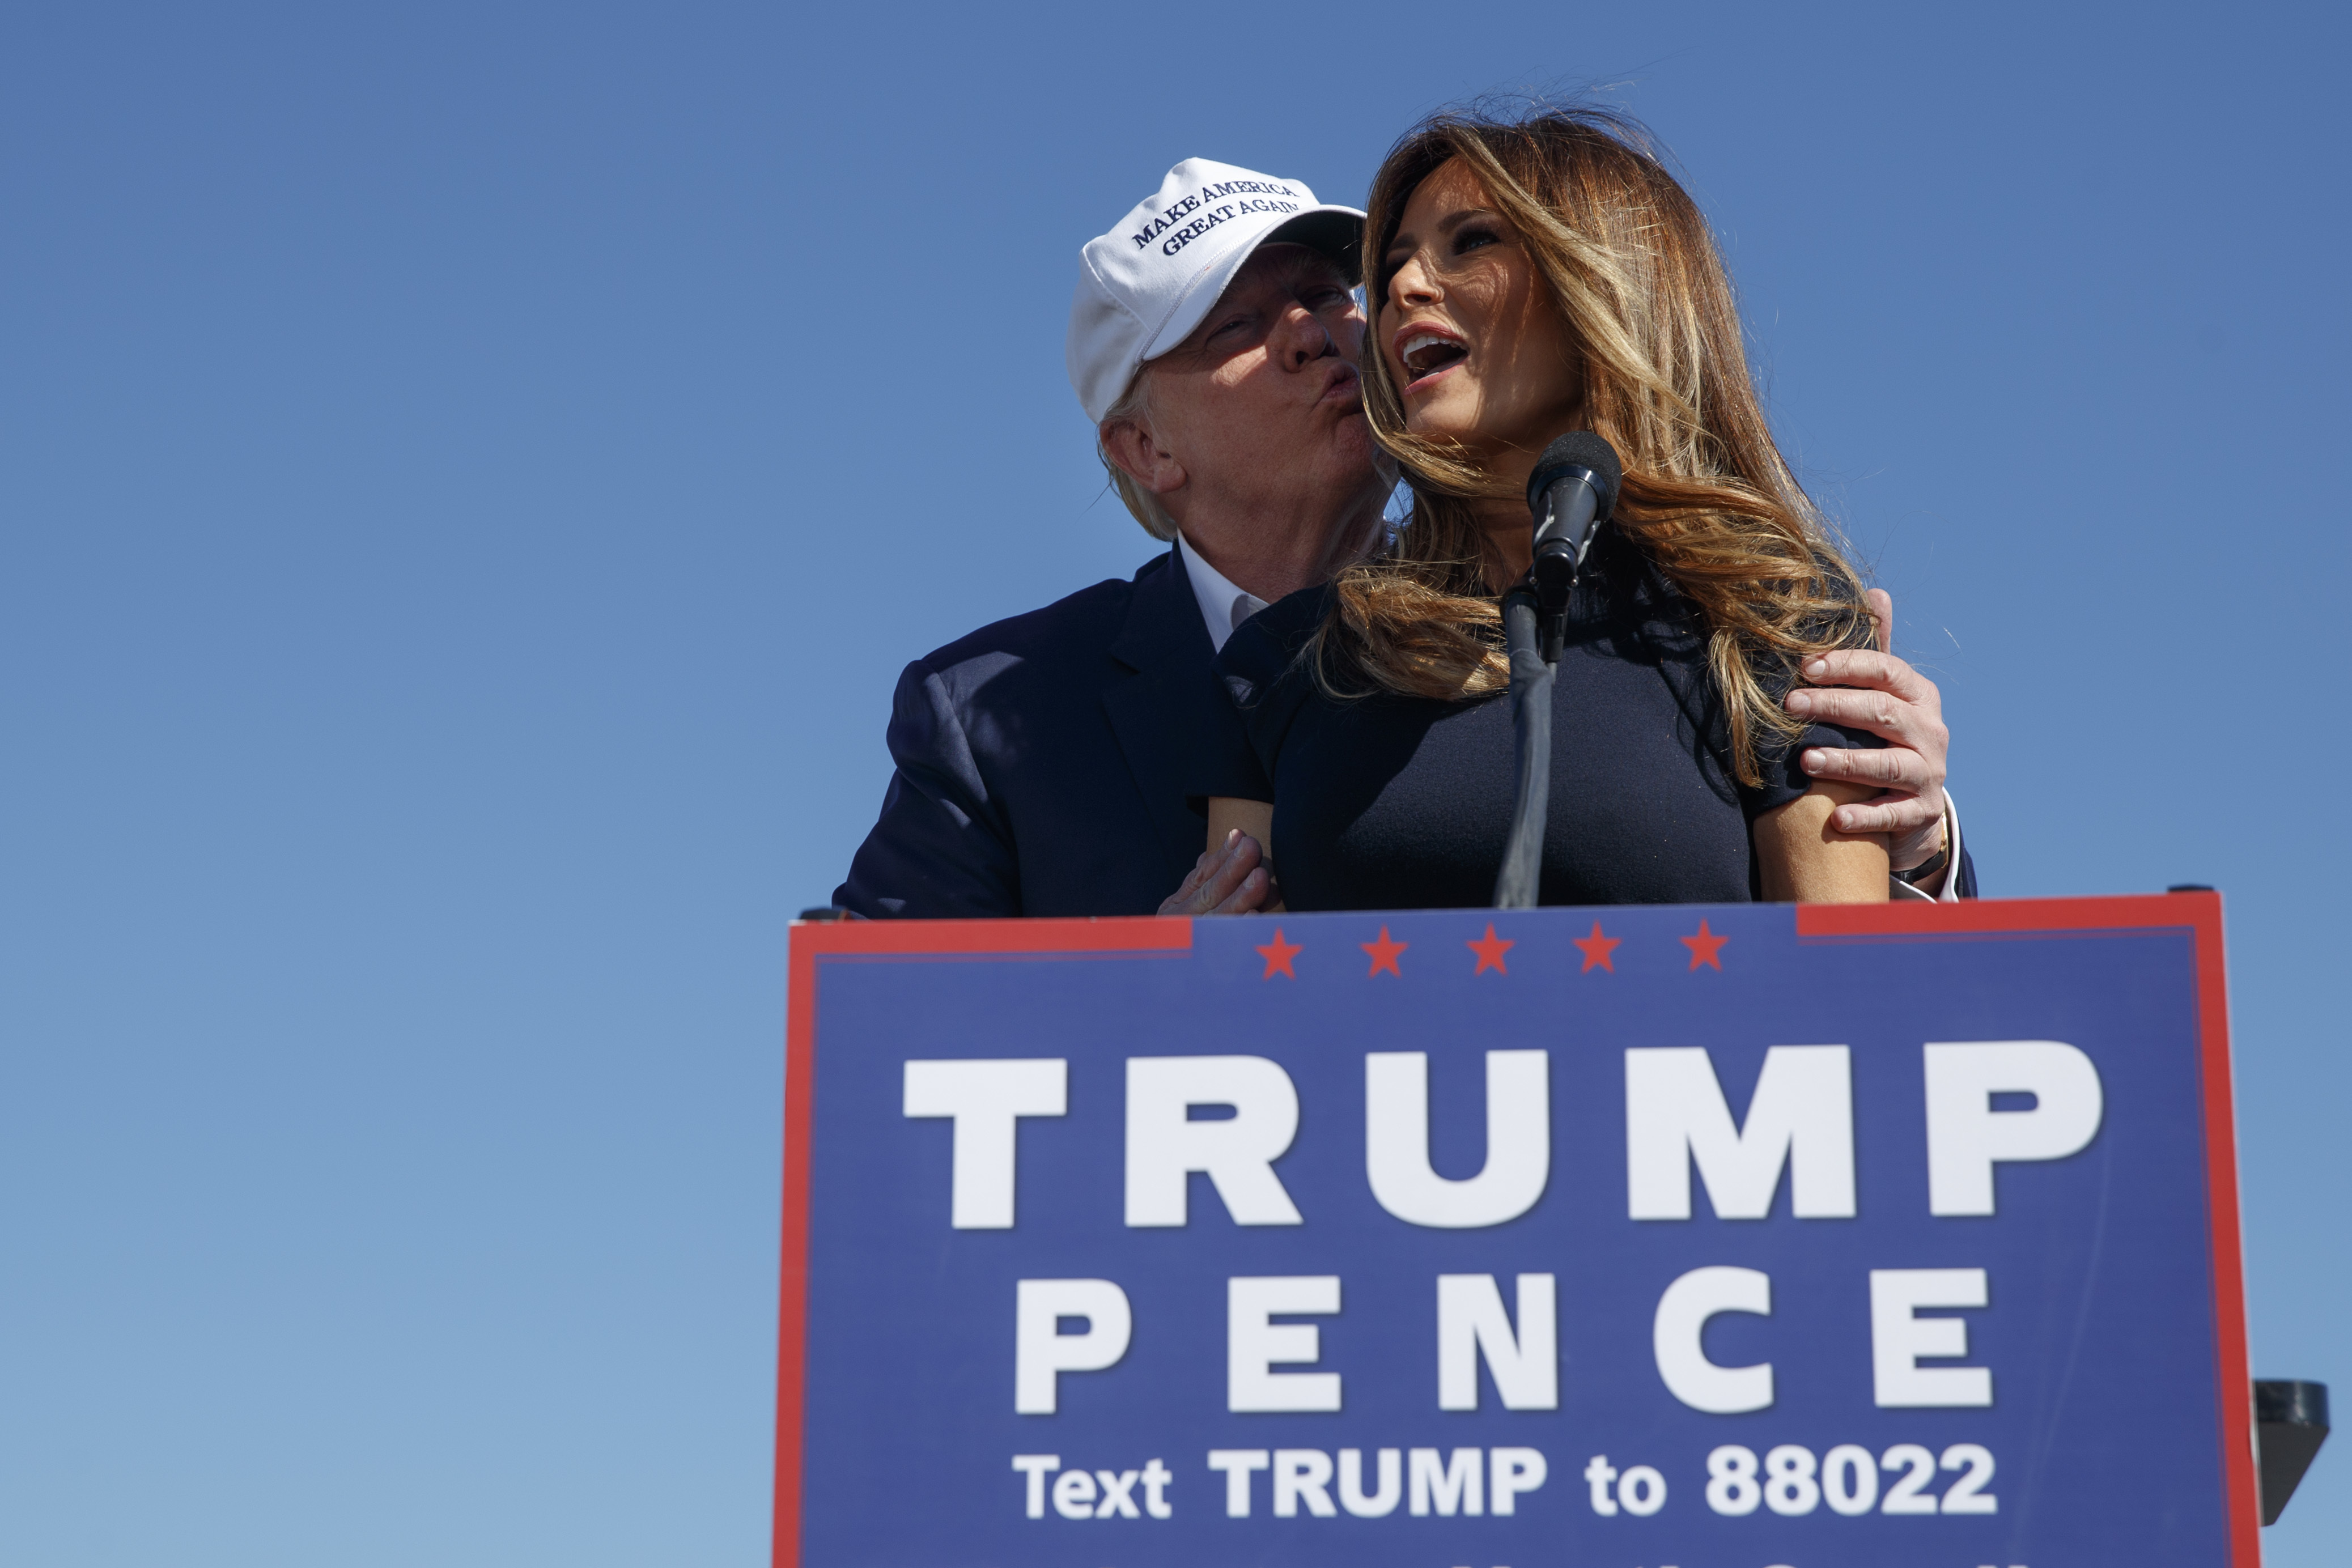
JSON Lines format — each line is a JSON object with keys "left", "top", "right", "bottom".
{"left": 1123, "top": 244, "right": 1380, "bottom": 526}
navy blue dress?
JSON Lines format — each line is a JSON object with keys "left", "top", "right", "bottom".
{"left": 1191, "top": 526, "right": 1885, "bottom": 910}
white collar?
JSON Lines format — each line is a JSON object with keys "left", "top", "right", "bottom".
{"left": 1176, "top": 533, "right": 1269, "bottom": 655}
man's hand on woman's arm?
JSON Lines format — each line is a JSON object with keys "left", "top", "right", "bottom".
{"left": 1785, "top": 588, "right": 1952, "bottom": 883}
{"left": 1158, "top": 803, "right": 1282, "bottom": 916}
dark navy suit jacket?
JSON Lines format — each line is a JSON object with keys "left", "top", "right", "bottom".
{"left": 834, "top": 549, "right": 1220, "bottom": 919}
{"left": 834, "top": 546, "right": 1977, "bottom": 916}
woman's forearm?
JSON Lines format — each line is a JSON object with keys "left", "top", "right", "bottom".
{"left": 1203, "top": 798, "right": 1284, "bottom": 912}
{"left": 1205, "top": 797, "right": 1275, "bottom": 860}
{"left": 1754, "top": 781, "right": 1890, "bottom": 903}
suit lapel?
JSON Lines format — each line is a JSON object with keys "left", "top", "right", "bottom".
{"left": 1103, "top": 549, "right": 1220, "bottom": 880}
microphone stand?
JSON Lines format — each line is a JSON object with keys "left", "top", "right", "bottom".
{"left": 1491, "top": 439, "right": 1616, "bottom": 909}
{"left": 1492, "top": 585, "right": 1555, "bottom": 908}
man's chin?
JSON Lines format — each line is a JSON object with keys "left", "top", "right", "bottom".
{"left": 1328, "top": 415, "right": 1379, "bottom": 464}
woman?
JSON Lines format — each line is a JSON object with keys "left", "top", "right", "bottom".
{"left": 1194, "top": 107, "right": 1891, "bottom": 907}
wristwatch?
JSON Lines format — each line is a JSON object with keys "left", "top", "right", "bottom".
{"left": 1891, "top": 805, "right": 1953, "bottom": 889}
{"left": 1891, "top": 841, "right": 1950, "bottom": 888}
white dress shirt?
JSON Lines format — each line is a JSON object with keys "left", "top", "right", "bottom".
{"left": 1177, "top": 532, "right": 1268, "bottom": 655}
{"left": 1177, "top": 529, "right": 1962, "bottom": 902}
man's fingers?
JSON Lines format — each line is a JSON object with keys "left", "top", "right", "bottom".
{"left": 1161, "top": 834, "right": 1264, "bottom": 916}
{"left": 1805, "top": 590, "right": 1957, "bottom": 850}
{"left": 1212, "top": 866, "right": 1272, "bottom": 915}
{"left": 1157, "top": 862, "right": 1209, "bottom": 916}
{"left": 1195, "top": 838, "right": 1253, "bottom": 899}
{"left": 1785, "top": 684, "right": 1931, "bottom": 742}
{"left": 1794, "top": 648, "right": 1937, "bottom": 706}
{"left": 1828, "top": 793, "right": 1943, "bottom": 835}
{"left": 1800, "top": 743, "right": 1931, "bottom": 794}
{"left": 1208, "top": 847, "right": 1273, "bottom": 914}
{"left": 1196, "top": 835, "right": 1264, "bottom": 911}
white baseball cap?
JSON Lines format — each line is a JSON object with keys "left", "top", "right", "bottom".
{"left": 1067, "top": 158, "right": 1366, "bottom": 423}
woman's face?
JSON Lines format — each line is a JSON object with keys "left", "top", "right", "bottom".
{"left": 1379, "top": 158, "right": 1583, "bottom": 471}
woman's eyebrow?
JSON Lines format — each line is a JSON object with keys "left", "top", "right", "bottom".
{"left": 1434, "top": 206, "right": 1496, "bottom": 235}
{"left": 1383, "top": 205, "right": 1498, "bottom": 261}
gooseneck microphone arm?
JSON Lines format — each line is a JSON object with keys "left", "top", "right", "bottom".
{"left": 1493, "top": 432, "right": 1623, "bottom": 909}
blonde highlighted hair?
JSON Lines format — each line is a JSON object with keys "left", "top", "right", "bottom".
{"left": 1326, "top": 104, "right": 1871, "bottom": 785}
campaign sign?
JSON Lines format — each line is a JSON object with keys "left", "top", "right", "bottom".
{"left": 774, "top": 894, "right": 2256, "bottom": 1567}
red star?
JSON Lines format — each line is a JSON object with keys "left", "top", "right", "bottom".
{"left": 1681, "top": 918, "right": 1729, "bottom": 971}
{"left": 1361, "top": 925, "right": 1408, "bottom": 977}
{"left": 1573, "top": 920, "right": 1621, "bottom": 973}
{"left": 1467, "top": 923, "right": 1514, "bottom": 975}
{"left": 1255, "top": 928, "right": 1301, "bottom": 980}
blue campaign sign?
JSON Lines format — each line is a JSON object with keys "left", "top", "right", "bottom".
{"left": 774, "top": 894, "right": 2257, "bottom": 1567}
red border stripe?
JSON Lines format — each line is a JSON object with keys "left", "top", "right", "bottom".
{"left": 771, "top": 928, "right": 816, "bottom": 1568}
{"left": 789, "top": 913, "right": 1191, "bottom": 959}
{"left": 1797, "top": 890, "right": 2200, "bottom": 937}
{"left": 2185, "top": 894, "right": 2260, "bottom": 1566}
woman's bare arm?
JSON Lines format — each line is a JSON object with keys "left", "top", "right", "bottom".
{"left": 1207, "top": 798, "right": 1273, "bottom": 856}
{"left": 1754, "top": 779, "right": 1890, "bottom": 903}
{"left": 1185, "top": 804, "right": 1279, "bottom": 912}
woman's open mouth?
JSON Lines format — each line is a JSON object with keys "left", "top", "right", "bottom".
{"left": 1396, "top": 329, "right": 1467, "bottom": 390}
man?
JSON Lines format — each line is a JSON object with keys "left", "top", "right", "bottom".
{"left": 833, "top": 159, "right": 1969, "bottom": 919}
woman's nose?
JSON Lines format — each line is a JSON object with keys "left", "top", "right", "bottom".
{"left": 1389, "top": 251, "right": 1440, "bottom": 306}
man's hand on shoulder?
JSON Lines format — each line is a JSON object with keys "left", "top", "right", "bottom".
{"left": 1158, "top": 830, "right": 1279, "bottom": 916}
{"left": 1783, "top": 588, "right": 1950, "bottom": 873}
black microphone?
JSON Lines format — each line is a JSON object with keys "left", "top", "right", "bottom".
{"left": 1522, "top": 431, "right": 1623, "bottom": 662}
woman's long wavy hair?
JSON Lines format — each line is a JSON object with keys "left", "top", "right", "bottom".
{"left": 1322, "top": 104, "right": 1871, "bottom": 785}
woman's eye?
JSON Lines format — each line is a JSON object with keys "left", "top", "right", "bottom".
{"left": 1451, "top": 226, "right": 1500, "bottom": 257}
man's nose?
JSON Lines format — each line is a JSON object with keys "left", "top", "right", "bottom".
{"left": 1273, "top": 301, "right": 1338, "bottom": 368}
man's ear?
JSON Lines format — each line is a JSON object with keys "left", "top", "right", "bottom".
{"left": 1099, "top": 418, "right": 1187, "bottom": 497}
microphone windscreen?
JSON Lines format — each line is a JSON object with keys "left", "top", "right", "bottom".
{"left": 1526, "top": 431, "right": 1624, "bottom": 519}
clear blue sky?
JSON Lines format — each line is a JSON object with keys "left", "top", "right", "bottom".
{"left": 2, "top": 2, "right": 2344, "bottom": 1562}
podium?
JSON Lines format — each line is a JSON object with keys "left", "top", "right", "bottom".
{"left": 775, "top": 893, "right": 2258, "bottom": 1566}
